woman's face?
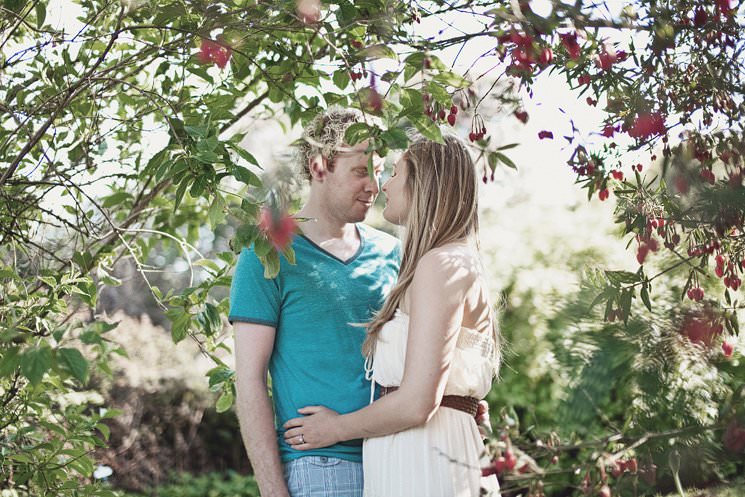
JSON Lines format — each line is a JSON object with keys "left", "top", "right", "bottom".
{"left": 382, "top": 154, "right": 410, "bottom": 225}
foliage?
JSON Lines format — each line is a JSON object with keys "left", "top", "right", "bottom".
{"left": 485, "top": 260, "right": 745, "bottom": 496}
{"left": 1, "top": 0, "right": 744, "bottom": 495}
{"left": 121, "top": 471, "right": 259, "bottom": 497}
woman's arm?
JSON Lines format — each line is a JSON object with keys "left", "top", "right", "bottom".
{"left": 283, "top": 248, "right": 476, "bottom": 449}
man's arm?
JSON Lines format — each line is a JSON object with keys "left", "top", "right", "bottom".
{"left": 234, "top": 322, "right": 290, "bottom": 497}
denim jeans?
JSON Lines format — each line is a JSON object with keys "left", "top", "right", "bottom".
{"left": 284, "top": 456, "right": 363, "bottom": 497}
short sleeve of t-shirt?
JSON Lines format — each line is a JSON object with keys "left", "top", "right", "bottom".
{"left": 229, "top": 247, "right": 281, "bottom": 327}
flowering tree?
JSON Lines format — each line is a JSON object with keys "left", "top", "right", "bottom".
{"left": 1, "top": 0, "right": 743, "bottom": 495}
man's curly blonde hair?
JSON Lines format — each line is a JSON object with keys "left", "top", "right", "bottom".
{"left": 296, "top": 106, "right": 364, "bottom": 181}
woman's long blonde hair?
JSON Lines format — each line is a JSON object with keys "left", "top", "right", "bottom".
{"left": 362, "top": 133, "right": 485, "bottom": 358}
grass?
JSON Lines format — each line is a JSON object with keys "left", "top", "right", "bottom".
{"left": 659, "top": 478, "right": 745, "bottom": 497}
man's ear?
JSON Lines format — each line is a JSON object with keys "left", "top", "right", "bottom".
{"left": 308, "top": 154, "right": 326, "bottom": 182}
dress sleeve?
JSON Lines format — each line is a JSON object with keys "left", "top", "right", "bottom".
{"left": 228, "top": 247, "right": 281, "bottom": 327}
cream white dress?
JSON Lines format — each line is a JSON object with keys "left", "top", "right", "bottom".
{"left": 362, "top": 310, "right": 500, "bottom": 497}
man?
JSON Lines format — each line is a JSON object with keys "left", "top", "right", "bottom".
{"left": 229, "top": 107, "right": 400, "bottom": 497}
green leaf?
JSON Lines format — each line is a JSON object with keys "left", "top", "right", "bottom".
{"left": 410, "top": 115, "right": 444, "bottom": 144}
{"left": 9, "top": 453, "right": 33, "bottom": 464}
{"left": 195, "top": 150, "right": 220, "bottom": 164}
{"left": 58, "top": 348, "right": 89, "bottom": 384}
{"left": 233, "top": 223, "right": 259, "bottom": 252}
{"left": 425, "top": 80, "right": 451, "bottom": 104}
{"left": 620, "top": 289, "right": 633, "bottom": 323}
{"left": 20, "top": 345, "right": 53, "bottom": 386}
{"left": 497, "top": 143, "right": 519, "bottom": 151}
{"left": 344, "top": 123, "right": 370, "bottom": 145}
{"left": 488, "top": 152, "right": 499, "bottom": 172}
{"left": 35, "top": 2, "right": 46, "bottom": 28}
{"left": 332, "top": 69, "right": 350, "bottom": 90}
{"left": 184, "top": 124, "right": 208, "bottom": 138}
{"left": 253, "top": 235, "right": 272, "bottom": 258}
{"left": 208, "top": 194, "right": 226, "bottom": 228}
{"left": 588, "top": 290, "right": 609, "bottom": 311}
{"left": 173, "top": 178, "right": 189, "bottom": 212}
{"left": 193, "top": 258, "right": 221, "bottom": 273}
{"left": 358, "top": 44, "right": 398, "bottom": 61}
{"left": 208, "top": 366, "right": 234, "bottom": 388}
{"left": 640, "top": 285, "right": 652, "bottom": 311}
{"left": 262, "top": 251, "right": 281, "bottom": 279}
{"left": 433, "top": 70, "right": 470, "bottom": 88}
{"left": 0, "top": 346, "right": 21, "bottom": 377}
{"left": 281, "top": 245, "right": 296, "bottom": 265}
{"left": 167, "top": 310, "right": 191, "bottom": 344}
{"left": 94, "top": 422, "right": 110, "bottom": 441}
{"left": 399, "top": 88, "right": 423, "bottom": 114}
{"left": 380, "top": 128, "right": 409, "bottom": 150}
{"left": 231, "top": 165, "right": 261, "bottom": 186}
{"left": 381, "top": 70, "right": 400, "bottom": 83}
{"left": 494, "top": 152, "right": 518, "bottom": 170}
{"left": 215, "top": 390, "right": 234, "bottom": 413}
{"left": 606, "top": 270, "right": 641, "bottom": 285}
{"left": 228, "top": 143, "right": 260, "bottom": 167}
{"left": 101, "top": 191, "right": 132, "bottom": 208}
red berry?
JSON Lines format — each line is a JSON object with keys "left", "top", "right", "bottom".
{"left": 539, "top": 47, "right": 553, "bottom": 65}
{"left": 722, "top": 341, "right": 734, "bottom": 358}
{"left": 514, "top": 110, "right": 529, "bottom": 123}
{"left": 438, "top": 109, "right": 446, "bottom": 120}
{"left": 504, "top": 449, "right": 517, "bottom": 471}
{"left": 637, "top": 243, "right": 649, "bottom": 264}
{"left": 538, "top": 130, "right": 554, "bottom": 140}
{"left": 447, "top": 114, "right": 456, "bottom": 126}
{"left": 450, "top": 105, "right": 458, "bottom": 115}
{"left": 694, "top": 7, "right": 708, "bottom": 26}
{"left": 599, "top": 188, "right": 610, "bottom": 201}
{"left": 687, "top": 287, "right": 704, "bottom": 301}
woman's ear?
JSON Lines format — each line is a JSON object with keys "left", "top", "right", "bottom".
{"left": 308, "top": 154, "right": 326, "bottom": 182}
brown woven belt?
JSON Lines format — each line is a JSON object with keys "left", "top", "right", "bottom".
{"left": 379, "top": 386, "right": 480, "bottom": 418}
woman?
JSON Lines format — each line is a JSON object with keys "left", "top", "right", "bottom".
{"left": 283, "top": 134, "right": 501, "bottom": 497}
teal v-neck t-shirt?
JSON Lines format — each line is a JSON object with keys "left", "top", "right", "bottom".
{"left": 229, "top": 224, "right": 400, "bottom": 463}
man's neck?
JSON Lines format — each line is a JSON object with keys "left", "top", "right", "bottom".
{"left": 296, "top": 205, "right": 358, "bottom": 243}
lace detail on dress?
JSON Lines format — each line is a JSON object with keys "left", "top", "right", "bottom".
{"left": 456, "top": 327, "right": 495, "bottom": 358}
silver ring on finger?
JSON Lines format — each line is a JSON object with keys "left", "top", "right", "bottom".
{"left": 299, "top": 434, "right": 305, "bottom": 445}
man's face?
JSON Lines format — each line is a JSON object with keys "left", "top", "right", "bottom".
{"left": 318, "top": 140, "right": 384, "bottom": 223}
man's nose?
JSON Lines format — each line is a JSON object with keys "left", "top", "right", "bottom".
{"left": 366, "top": 175, "right": 380, "bottom": 194}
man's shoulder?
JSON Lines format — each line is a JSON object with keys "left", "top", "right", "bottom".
{"left": 359, "top": 224, "right": 400, "bottom": 253}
